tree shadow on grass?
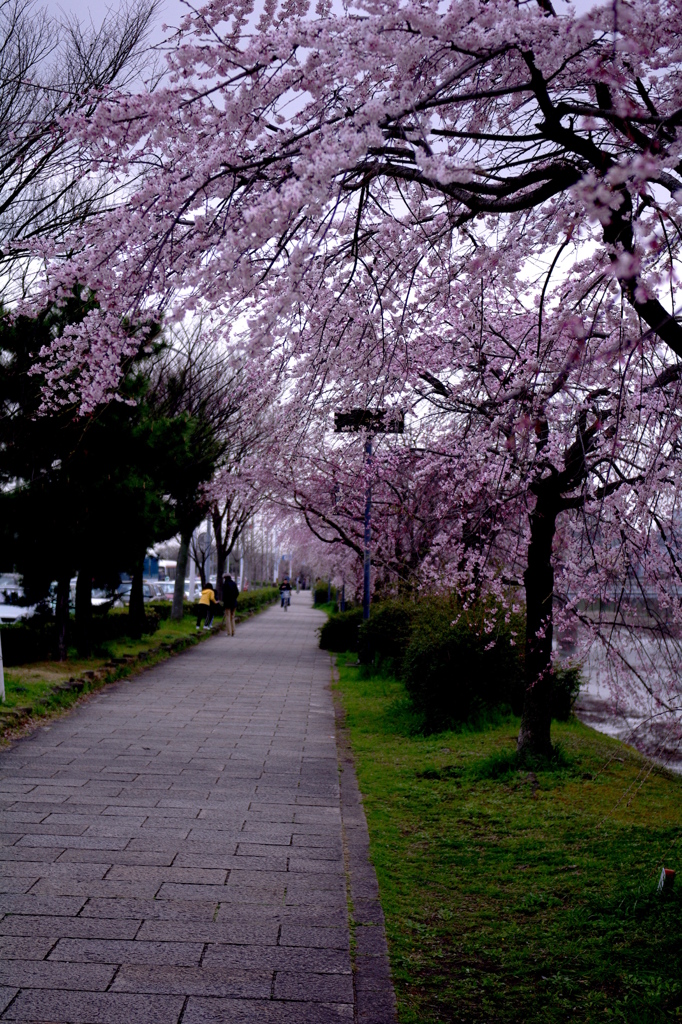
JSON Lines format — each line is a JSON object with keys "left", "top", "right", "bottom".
{"left": 470, "top": 743, "right": 575, "bottom": 781}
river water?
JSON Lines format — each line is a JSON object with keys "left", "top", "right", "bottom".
{"left": 573, "top": 634, "right": 682, "bottom": 774}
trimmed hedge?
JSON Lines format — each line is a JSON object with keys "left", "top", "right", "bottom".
{"left": 0, "top": 608, "right": 160, "bottom": 667}
{"left": 321, "top": 594, "right": 583, "bottom": 730}
{"left": 0, "top": 587, "right": 279, "bottom": 670}
{"left": 314, "top": 583, "right": 337, "bottom": 606}
{"left": 319, "top": 608, "right": 364, "bottom": 652}
{"left": 402, "top": 597, "right": 526, "bottom": 729}
{"left": 148, "top": 600, "right": 195, "bottom": 620}
{"left": 358, "top": 599, "right": 417, "bottom": 674}
{"left": 236, "top": 587, "right": 280, "bottom": 614}
{"left": 149, "top": 587, "right": 279, "bottom": 622}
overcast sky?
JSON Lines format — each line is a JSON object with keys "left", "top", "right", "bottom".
{"left": 49, "top": 0, "right": 188, "bottom": 44}
{"left": 48, "top": 0, "right": 607, "bottom": 42}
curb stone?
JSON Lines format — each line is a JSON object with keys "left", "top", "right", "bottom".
{"left": 331, "top": 659, "right": 398, "bottom": 1024}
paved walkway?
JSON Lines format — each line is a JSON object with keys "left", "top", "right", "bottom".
{"left": 0, "top": 593, "right": 395, "bottom": 1024}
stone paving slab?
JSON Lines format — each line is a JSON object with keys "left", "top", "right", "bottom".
{"left": 0, "top": 592, "right": 396, "bottom": 1023}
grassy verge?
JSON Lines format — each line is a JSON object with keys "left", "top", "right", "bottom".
{"left": 1, "top": 593, "right": 278, "bottom": 739}
{"left": 334, "top": 654, "right": 682, "bottom": 1024}
{"left": 0, "top": 615, "right": 220, "bottom": 738}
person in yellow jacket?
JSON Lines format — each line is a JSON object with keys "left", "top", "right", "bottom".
{"left": 196, "top": 585, "right": 216, "bottom": 631}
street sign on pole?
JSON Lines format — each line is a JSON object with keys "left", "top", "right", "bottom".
{"left": 334, "top": 408, "right": 403, "bottom": 621}
{"left": 334, "top": 409, "right": 404, "bottom": 434}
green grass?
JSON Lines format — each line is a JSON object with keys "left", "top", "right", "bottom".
{"left": 1, "top": 615, "right": 218, "bottom": 732}
{"left": 334, "top": 654, "right": 682, "bottom": 1024}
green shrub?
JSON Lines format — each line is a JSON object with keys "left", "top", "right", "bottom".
{"left": 314, "top": 582, "right": 337, "bottom": 606}
{"left": 321, "top": 591, "right": 579, "bottom": 731}
{"left": 402, "top": 597, "right": 526, "bottom": 731}
{"left": 551, "top": 663, "right": 583, "bottom": 720}
{"left": 237, "top": 587, "right": 279, "bottom": 613}
{"left": 358, "top": 599, "right": 417, "bottom": 674}
{"left": 147, "top": 600, "right": 172, "bottom": 620}
{"left": 319, "top": 608, "right": 364, "bottom": 652}
{"left": 0, "top": 608, "right": 161, "bottom": 666}
{"left": 0, "top": 620, "right": 53, "bottom": 666}
{"left": 86, "top": 609, "right": 160, "bottom": 648}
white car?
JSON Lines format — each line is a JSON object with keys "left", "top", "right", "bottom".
{"left": 0, "top": 574, "right": 37, "bottom": 623}
{"left": 155, "top": 580, "right": 176, "bottom": 599}
{"left": 113, "top": 582, "right": 158, "bottom": 606}
{"left": 183, "top": 580, "right": 203, "bottom": 600}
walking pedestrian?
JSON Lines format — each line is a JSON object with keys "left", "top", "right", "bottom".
{"left": 222, "top": 573, "right": 239, "bottom": 636}
{"left": 196, "top": 584, "right": 216, "bottom": 631}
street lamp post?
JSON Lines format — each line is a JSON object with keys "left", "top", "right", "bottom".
{"left": 334, "top": 409, "right": 404, "bottom": 621}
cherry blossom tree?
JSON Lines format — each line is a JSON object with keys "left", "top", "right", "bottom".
{"left": 22, "top": 0, "right": 682, "bottom": 755}
{"left": 0, "top": 0, "right": 159, "bottom": 299}
{"left": 29, "top": 0, "right": 682, "bottom": 394}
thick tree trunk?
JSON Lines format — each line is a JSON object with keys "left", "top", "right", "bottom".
{"left": 55, "top": 572, "right": 71, "bottom": 661}
{"left": 171, "top": 532, "right": 190, "bottom": 621}
{"left": 75, "top": 567, "right": 92, "bottom": 657}
{"left": 128, "top": 556, "right": 146, "bottom": 638}
{"left": 517, "top": 487, "right": 558, "bottom": 758}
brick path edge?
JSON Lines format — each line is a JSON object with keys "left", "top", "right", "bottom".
{"left": 331, "top": 662, "right": 398, "bottom": 1024}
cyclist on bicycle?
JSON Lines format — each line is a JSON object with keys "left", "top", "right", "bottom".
{"left": 279, "top": 577, "right": 292, "bottom": 609}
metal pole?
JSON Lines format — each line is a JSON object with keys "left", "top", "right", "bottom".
{"left": 363, "top": 436, "right": 372, "bottom": 621}
{"left": 0, "top": 631, "right": 5, "bottom": 703}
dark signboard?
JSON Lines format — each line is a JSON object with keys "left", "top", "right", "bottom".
{"left": 334, "top": 408, "right": 404, "bottom": 434}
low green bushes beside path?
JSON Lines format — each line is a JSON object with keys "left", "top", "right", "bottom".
{"left": 320, "top": 596, "right": 580, "bottom": 729}
{"left": 334, "top": 655, "right": 682, "bottom": 1024}
{"left": 0, "top": 587, "right": 279, "bottom": 738}
{"left": 1, "top": 615, "right": 209, "bottom": 736}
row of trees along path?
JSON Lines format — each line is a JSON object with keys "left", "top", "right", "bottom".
{"left": 18, "top": 0, "right": 682, "bottom": 758}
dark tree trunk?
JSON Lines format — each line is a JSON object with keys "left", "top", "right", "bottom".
{"left": 75, "top": 567, "right": 92, "bottom": 657}
{"left": 55, "top": 572, "right": 71, "bottom": 661}
{"left": 212, "top": 508, "right": 226, "bottom": 601}
{"left": 196, "top": 554, "right": 207, "bottom": 590}
{"left": 517, "top": 485, "right": 559, "bottom": 758}
{"left": 128, "top": 556, "right": 146, "bottom": 638}
{"left": 171, "top": 532, "right": 190, "bottom": 621}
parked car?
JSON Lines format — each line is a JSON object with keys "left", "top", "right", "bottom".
{"left": 154, "top": 580, "right": 176, "bottom": 599}
{"left": 0, "top": 574, "right": 37, "bottom": 623}
{"left": 183, "top": 580, "right": 203, "bottom": 601}
{"left": 113, "top": 582, "right": 158, "bottom": 606}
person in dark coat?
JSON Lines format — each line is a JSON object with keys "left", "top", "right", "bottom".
{"left": 222, "top": 574, "right": 240, "bottom": 636}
